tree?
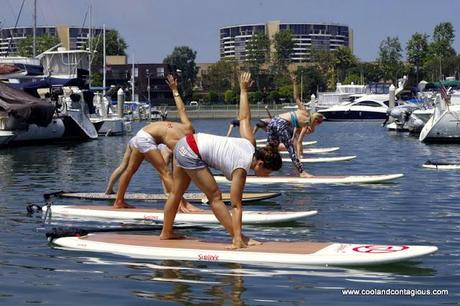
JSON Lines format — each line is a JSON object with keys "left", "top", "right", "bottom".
{"left": 163, "top": 46, "right": 199, "bottom": 99}
{"left": 427, "top": 22, "right": 456, "bottom": 79}
{"left": 377, "top": 36, "right": 403, "bottom": 83}
{"left": 406, "top": 33, "right": 429, "bottom": 82}
{"left": 17, "top": 34, "right": 60, "bottom": 57}
{"left": 245, "top": 32, "right": 270, "bottom": 90}
{"left": 296, "top": 66, "right": 327, "bottom": 96}
{"left": 85, "top": 30, "right": 128, "bottom": 86}
{"left": 224, "top": 89, "right": 237, "bottom": 104}
{"left": 201, "top": 59, "right": 238, "bottom": 99}
{"left": 333, "top": 46, "right": 358, "bottom": 83}
{"left": 271, "top": 30, "right": 294, "bottom": 75}
{"left": 310, "top": 48, "right": 336, "bottom": 89}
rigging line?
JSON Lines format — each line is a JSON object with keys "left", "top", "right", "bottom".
{"left": 5, "top": 0, "right": 26, "bottom": 57}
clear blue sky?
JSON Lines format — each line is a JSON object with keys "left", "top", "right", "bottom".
{"left": 2, "top": 0, "right": 459, "bottom": 63}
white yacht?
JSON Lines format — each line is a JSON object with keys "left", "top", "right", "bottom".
{"left": 419, "top": 92, "right": 460, "bottom": 143}
{"left": 319, "top": 78, "right": 407, "bottom": 121}
{"left": 319, "top": 94, "right": 391, "bottom": 120}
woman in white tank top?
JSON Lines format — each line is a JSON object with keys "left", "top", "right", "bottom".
{"left": 160, "top": 72, "right": 282, "bottom": 249}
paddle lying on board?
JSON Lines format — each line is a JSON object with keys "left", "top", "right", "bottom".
{"left": 54, "top": 192, "right": 281, "bottom": 204}
{"left": 282, "top": 156, "right": 356, "bottom": 163}
{"left": 256, "top": 141, "right": 317, "bottom": 147}
{"left": 422, "top": 160, "right": 460, "bottom": 169}
{"left": 280, "top": 147, "right": 340, "bottom": 154}
{"left": 48, "top": 233, "right": 438, "bottom": 267}
{"left": 214, "top": 174, "right": 404, "bottom": 185}
{"left": 43, "top": 205, "right": 318, "bottom": 225}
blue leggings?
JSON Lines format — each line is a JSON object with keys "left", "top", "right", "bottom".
{"left": 267, "top": 117, "right": 304, "bottom": 173}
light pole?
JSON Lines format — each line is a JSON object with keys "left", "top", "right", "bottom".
{"left": 146, "top": 68, "right": 151, "bottom": 103}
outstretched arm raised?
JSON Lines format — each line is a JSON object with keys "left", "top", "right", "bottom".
{"left": 166, "top": 74, "right": 192, "bottom": 129}
{"left": 238, "top": 72, "right": 255, "bottom": 146}
{"left": 291, "top": 73, "right": 306, "bottom": 111}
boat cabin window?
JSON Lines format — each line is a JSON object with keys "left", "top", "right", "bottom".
{"left": 354, "top": 101, "right": 384, "bottom": 107}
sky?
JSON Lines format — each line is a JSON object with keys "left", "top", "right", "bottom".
{"left": 1, "top": 0, "right": 460, "bottom": 64}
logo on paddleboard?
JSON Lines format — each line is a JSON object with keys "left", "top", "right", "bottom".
{"left": 352, "top": 245, "right": 409, "bottom": 253}
{"left": 143, "top": 215, "right": 159, "bottom": 220}
{"left": 198, "top": 254, "right": 219, "bottom": 261}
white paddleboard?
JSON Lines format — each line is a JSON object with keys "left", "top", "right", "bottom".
{"left": 282, "top": 156, "right": 356, "bottom": 163}
{"left": 256, "top": 141, "right": 317, "bottom": 147}
{"left": 214, "top": 174, "right": 404, "bottom": 184}
{"left": 422, "top": 161, "right": 460, "bottom": 170}
{"left": 57, "top": 192, "right": 281, "bottom": 204}
{"left": 281, "top": 147, "right": 340, "bottom": 154}
{"left": 45, "top": 205, "right": 318, "bottom": 225}
{"left": 49, "top": 233, "right": 438, "bottom": 267}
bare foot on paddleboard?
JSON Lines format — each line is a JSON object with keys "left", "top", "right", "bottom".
{"left": 178, "top": 200, "right": 203, "bottom": 213}
{"left": 243, "top": 234, "right": 262, "bottom": 246}
{"left": 113, "top": 200, "right": 136, "bottom": 209}
{"left": 160, "top": 231, "right": 185, "bottom": 240}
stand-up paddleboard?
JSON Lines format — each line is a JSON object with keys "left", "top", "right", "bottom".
{"left": 281, "top": 147, "right": 340, "bottom": 154}
{"left": 282, "top": 156, "right": 356, "bottom": 163}
{"left": 44, "top": 205, "right": 318, "bottom": 225}
{"left": 48, "top": 233, "right": 438, "bottom": 267}
{"left": 422, "top": 160, "right": 460, "bottom": 170}
{"left": 56, "top": 192, "right": 281, "bottom": 204}
{"left": 214, "top": 174, "right": 404, "bottom": 185}
{"left": 256, "top": 141, "right": 317, "bottom": 147}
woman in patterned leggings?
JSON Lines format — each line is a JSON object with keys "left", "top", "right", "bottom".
{"left": 266, "top": 74, "right": 324, "bottom": 177}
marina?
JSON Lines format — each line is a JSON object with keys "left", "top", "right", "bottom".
{"left": 1, "top": 120, "right": 458, "bottom": 305}
{"left": 1, "top": 0, "right": 459, "bottom": 304}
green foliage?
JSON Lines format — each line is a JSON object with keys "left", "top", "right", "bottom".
{"left": 202, "top": 59, "right": 238, "bottom": 95}
{"left": 269, "top": 90, "right": 280, "bottom": 103}
{"left": 248, "top": 91, "right": 263, "bottom": 104}
{"left": 84, "top": 30, "right": 127, "bottom": 86}
{"left": 377, "top": 36, "right": 403, "bottom": 83}
{"left": 334, "top": 46, "right": 358, "bottom": 82}
{"left": 296, "top": 66, "right": 327, "bottom": 96}
{"left": 278, "top": 85, "right": 293, "bottom": 101}
{"left": 271, "top": 30, "right": 294, "bottom": 75}
{"left": 86, "top": 30, "right": 127, "bottom": 66}
{"left": 16, "top": 34, "right": 60, "bottom": 57}
{"left": 432, "top": 22, "right": 455, "bottom": 50}
{"left": 163, "top": 46, "right": 199, "bottom": 99}
{"left": 246, "top": 32, "right": 270, "bottom": 66}
{"left": 343, "top": 73, "right": 362, "bottom": 85}
{"left": 224, "top": 89, "right": 237, "bottom": 104}
{"left": 208, "top": 90, "right": 219, "bottom": 103}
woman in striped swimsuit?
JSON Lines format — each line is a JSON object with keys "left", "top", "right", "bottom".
{"left": 160, "top": 72, "right": 282, "bottom": 249}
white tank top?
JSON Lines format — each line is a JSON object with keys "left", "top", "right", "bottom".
{"left": 196, "top": 133, "right": 255, "bottom": 179}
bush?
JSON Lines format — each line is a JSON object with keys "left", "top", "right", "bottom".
{"left": 248, "top": 91, "right": 262, "bottom": 104}
{"left": 208, "top": 91, "right": 219, "bottom": 103}
{"left": 269, "top": 90, "right": 280, "bottom": 103}
{"left": 224, "top": 89, "right": 237, "bottom": 104}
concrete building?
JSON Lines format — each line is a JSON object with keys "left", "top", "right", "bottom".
{"left": 220, "top": 21, "right": 352, "bottom": 63}
{"left": 0, "top": 25, "right": 112, "bottom": 56}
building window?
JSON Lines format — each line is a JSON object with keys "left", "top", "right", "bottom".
{"left": 156, "top": 67, "right": 164, "bottom": 77}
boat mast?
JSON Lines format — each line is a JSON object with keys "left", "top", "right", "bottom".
{"left": 131, "top": 54, "right": 135, "bottom": 101}
{"left": 88, "top": 3, "right": 92, "bottom": 88}
{"left": 33, "top": 0, "right": 36, "bottom": 57}
{"left": 102, "top": 23, "right": 106, "bottom": 96}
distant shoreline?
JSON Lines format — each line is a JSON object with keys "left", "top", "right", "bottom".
{"left": 165, "top": 104, "right": 289, "bottom": 119}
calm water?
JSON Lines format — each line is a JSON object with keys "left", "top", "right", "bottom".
{"left": 0, "top": 120, "right": 459, "bottom": 305}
